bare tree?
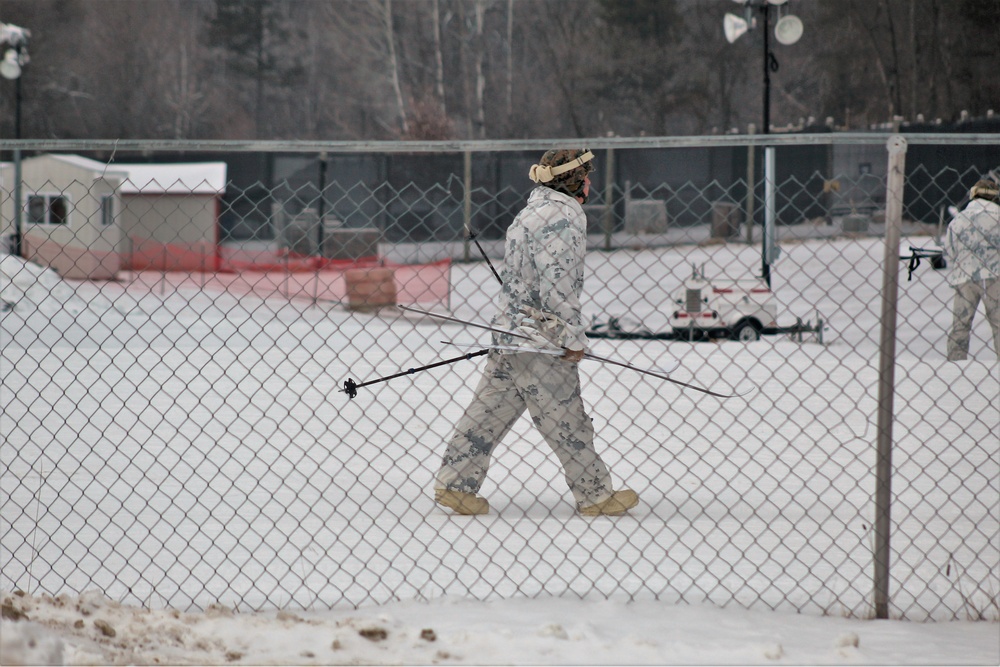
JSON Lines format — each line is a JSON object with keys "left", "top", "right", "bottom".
{"left": 432, "top": 0, "right": 447, "bottom": 114}
{"left": 673, "top": 2, "right": 754, "bottom": 134}
{"left": 2, "top": 0, "right": 997, "bottom": 140}
{"left": 141, "top": 2, "right": 214, "bottom": 138}
{"left": 505, "top": 0, "right": 514, "bottom": 122}
{"left": 448, "top": 0, "right": 490, "bottom": 138}
{"left": 321, "top": 0, "right": 415, "bottom": 138}
{"left": 207, "top": 0, "right": 310, "bottom": 139}
{"left": 382, "top": 0, "right": 409, "bottom": 135}
{"left": 857, "top": 0, "right": 903, "bottom": 119}
{"left": 592, "top": 0, "right": 688, "bottom": 135}
{"left": 471, "top": 0, "right": 486, "bottom": 138}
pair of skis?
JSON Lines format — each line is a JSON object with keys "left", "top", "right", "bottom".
{"left": 402, "top": 305, "right": 681, "bottom": 383}
{"left": 341, "top": 305, "right": 752, "bottom": 399}
{"left": 342, "top": 228, "right": 752, "bottom": 400}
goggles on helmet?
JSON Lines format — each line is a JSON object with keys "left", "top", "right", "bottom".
{"left": 528, "top": 150, "right": 595, "bottom": 184}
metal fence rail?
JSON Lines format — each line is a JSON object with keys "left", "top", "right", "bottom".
{"left": 1, "top": 135, "right": 997, "bottom": 621}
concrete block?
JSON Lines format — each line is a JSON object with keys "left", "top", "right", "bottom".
{"left": 323, "top": 227, "right": 380, "bottom": 260}
{"left": 625, "top": 200, "right": 668, "bottom": 234}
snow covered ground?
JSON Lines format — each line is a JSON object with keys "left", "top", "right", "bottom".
{"left": 2, "top": 588, "right": 998, "bottom": 665}
{"left": 1, "top": 234, "right": 998, "bottom": 664}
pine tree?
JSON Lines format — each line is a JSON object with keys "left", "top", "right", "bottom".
{"left": 207, "top": 0, "right": 301, "bottom": 138}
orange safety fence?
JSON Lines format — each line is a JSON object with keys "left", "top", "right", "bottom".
{"left": 23, "top": 234, "right": 451, "bottom": 307}
{"left": 126, "top": 237, "right": 220, "bottom": 272}
{"left": 122, "top": 257, "right": 452, "bottom": 308}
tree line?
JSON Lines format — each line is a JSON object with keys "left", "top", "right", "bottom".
{"left": 1, "top": 0, "right": 997, "bottom": 141}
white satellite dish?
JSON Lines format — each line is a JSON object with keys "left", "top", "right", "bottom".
{"left": 0, "top": 49, "right": 20, "bottom": 80}
{"left": 774, "top": 14, "right": 804, "bottom": 45}
{"left": 724, "top": 13, "right": 749, "bottom": 44}
{"left": 767, "top": 0, "right": 789, "bottom": 5}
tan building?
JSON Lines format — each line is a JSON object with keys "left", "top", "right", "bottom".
{"left": 1, "top": 154, "right": 126, "bottom": 279}
{"left": 115, "top": 160, "right": 228, "bottom": 272}
{"left": 1, "top": 154, "right": 227, "bottom": 278}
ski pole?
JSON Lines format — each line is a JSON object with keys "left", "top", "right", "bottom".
{"left": 468, "top": 230, "right": 503, "bottom": 285}
{"left": 341, "top": 348, "right": 489, "bottom": 399}
{"left": 401, "top": 305, "right": 752, "bottom": 398}
{"left": 340, "top": 228, "right": 496, "bottom": 401}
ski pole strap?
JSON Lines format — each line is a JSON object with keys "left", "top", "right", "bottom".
{"left": 899, "top": 246, "right": 944, "bottom": 281}
{"left": 342, "top": 348, "right": 490, "bottom": 399}
{"left": 906, "top": 253, "right": 920, "bottom": 281}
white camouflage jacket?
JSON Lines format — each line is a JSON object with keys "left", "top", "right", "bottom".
{"left": 944, "top": 198, "right": 1000, "bottom": 287}
{"left": 492, "top": 187, "right": 590, "bottom": 352}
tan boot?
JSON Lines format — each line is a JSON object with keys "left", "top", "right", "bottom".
{"left": 435, "top": 489, "right": 490, "bottom": 515}
{"left": 579, "top": 489, "right": 639, "bottom": 516}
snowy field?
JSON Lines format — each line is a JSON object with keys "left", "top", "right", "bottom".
{"left": 1, "top": 234, "right": 998, "bottom": 664}
{"left": 2, "top": 588, "right": 998, "bottom": 665}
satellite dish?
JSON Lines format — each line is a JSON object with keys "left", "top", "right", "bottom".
{"left": 724, "top": 13, "right": 749, "bottom": 44}
{"left": 767, "top": 0, "right": 789, "bottom": 5}
{"left": 0, "top": 49, "right": 20, "bottom": 80}
{"left": 774, "top": 14, "right": 804, "bottom": 45}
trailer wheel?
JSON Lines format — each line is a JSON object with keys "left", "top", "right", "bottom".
{"left": 731, "top": 320, "right": 761, "bottom": 342}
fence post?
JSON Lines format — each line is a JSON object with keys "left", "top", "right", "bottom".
{"left": 874, "top": 134, "right": 907, "bottom": 620}
{"left": 13, "top": 148, "right": 23, "bottom": 257}
{"left": 745, "top": 123, "right": 756, "bottom": 245}
{"left": 463, "top": 150, "right": 472, "bottom": 262}
{"left": 317, "top": 151, "right": 327, "bottom": 252}
{"left": 603, "top": 147, "right": 615, "bottom": 251}
{"left": 762, "top": 146, "right": 777, "bottom": 287}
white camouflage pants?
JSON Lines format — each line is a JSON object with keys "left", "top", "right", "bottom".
{"left": 436, "top": 350, "right": 613, "bottom": 508}
{"left": 947, "top": 279, "right": 1000, "bottom": 361}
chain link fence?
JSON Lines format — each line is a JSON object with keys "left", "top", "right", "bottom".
{"left": 1, "top": 135, "right": 997, "bottom": 621}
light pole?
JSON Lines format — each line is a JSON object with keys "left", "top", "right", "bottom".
{"left": 1, "top": 22, "right": 30, "bottom": 258}
{"left": 724, "top": 0, "right": 803, "bottom": 286}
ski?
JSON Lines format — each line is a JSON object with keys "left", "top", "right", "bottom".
{"left": 401, "top": 305, "right": 752, "bottom": 398}
{"left": 440, "top": 340, "right": 681, "bottom": 381}
{"left": 400, "top": 305, "right": 533, "bottom": 342}
{"left": 440, "top": 340, "right": 566, "bottom": 356}
{"left": 582, "top": 351, "right": 680, "bottom": 380}
{"left": 441, "top": 339, "right": 681, "bottom": 375}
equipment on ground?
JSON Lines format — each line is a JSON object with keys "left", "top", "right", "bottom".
{"left": 590, "top": 264, "right": 824, "bottom": 344}
{"left": 899, "top": 245, "right": 946, "bottom": 281}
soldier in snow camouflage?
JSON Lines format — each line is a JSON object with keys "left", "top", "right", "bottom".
{"left": 434, "top": 149, "right": 639, "bottom": 517}
{"left": 944, "top": 178, "right": 1000, "bottom": 361}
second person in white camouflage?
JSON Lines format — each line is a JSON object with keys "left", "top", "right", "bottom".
{"left": 944, "top": 178, "right": 1000, "bottom": 360}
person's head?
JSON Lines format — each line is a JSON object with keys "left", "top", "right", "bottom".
{"left": 969, "top": 178, "right": 999, "bottom": 204}
{"left": 528, "top": 149, "right": 595, "bottom": 203}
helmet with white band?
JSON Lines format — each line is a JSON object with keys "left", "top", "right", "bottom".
{"left": 528, "top": 149, "right": 595, "bottom": 202}
{"left": 970, "top": 179, "right": 999, "bottom": 203}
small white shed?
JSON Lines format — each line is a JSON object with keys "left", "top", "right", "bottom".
{"left": 0, "top": 155, "right": 227, "bottom": 277}
{"left": 0, "top": 154, "right": 126, "bottom": 279}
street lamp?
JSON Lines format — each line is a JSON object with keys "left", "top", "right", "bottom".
{"left": 724, "top": 0, "right": 803, "bottom": 133}
{"left": 1, "top": 22, "right": 30, "bottom": 258}
{"left": 724, "top": 0, "right": 803, "bottom": 287}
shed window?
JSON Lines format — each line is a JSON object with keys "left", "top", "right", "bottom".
{"left": 26, "top": 194, "right": 69, "bottom": 225}
{"left": 100, "top": 195, "right": 116, "bottom": 226}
